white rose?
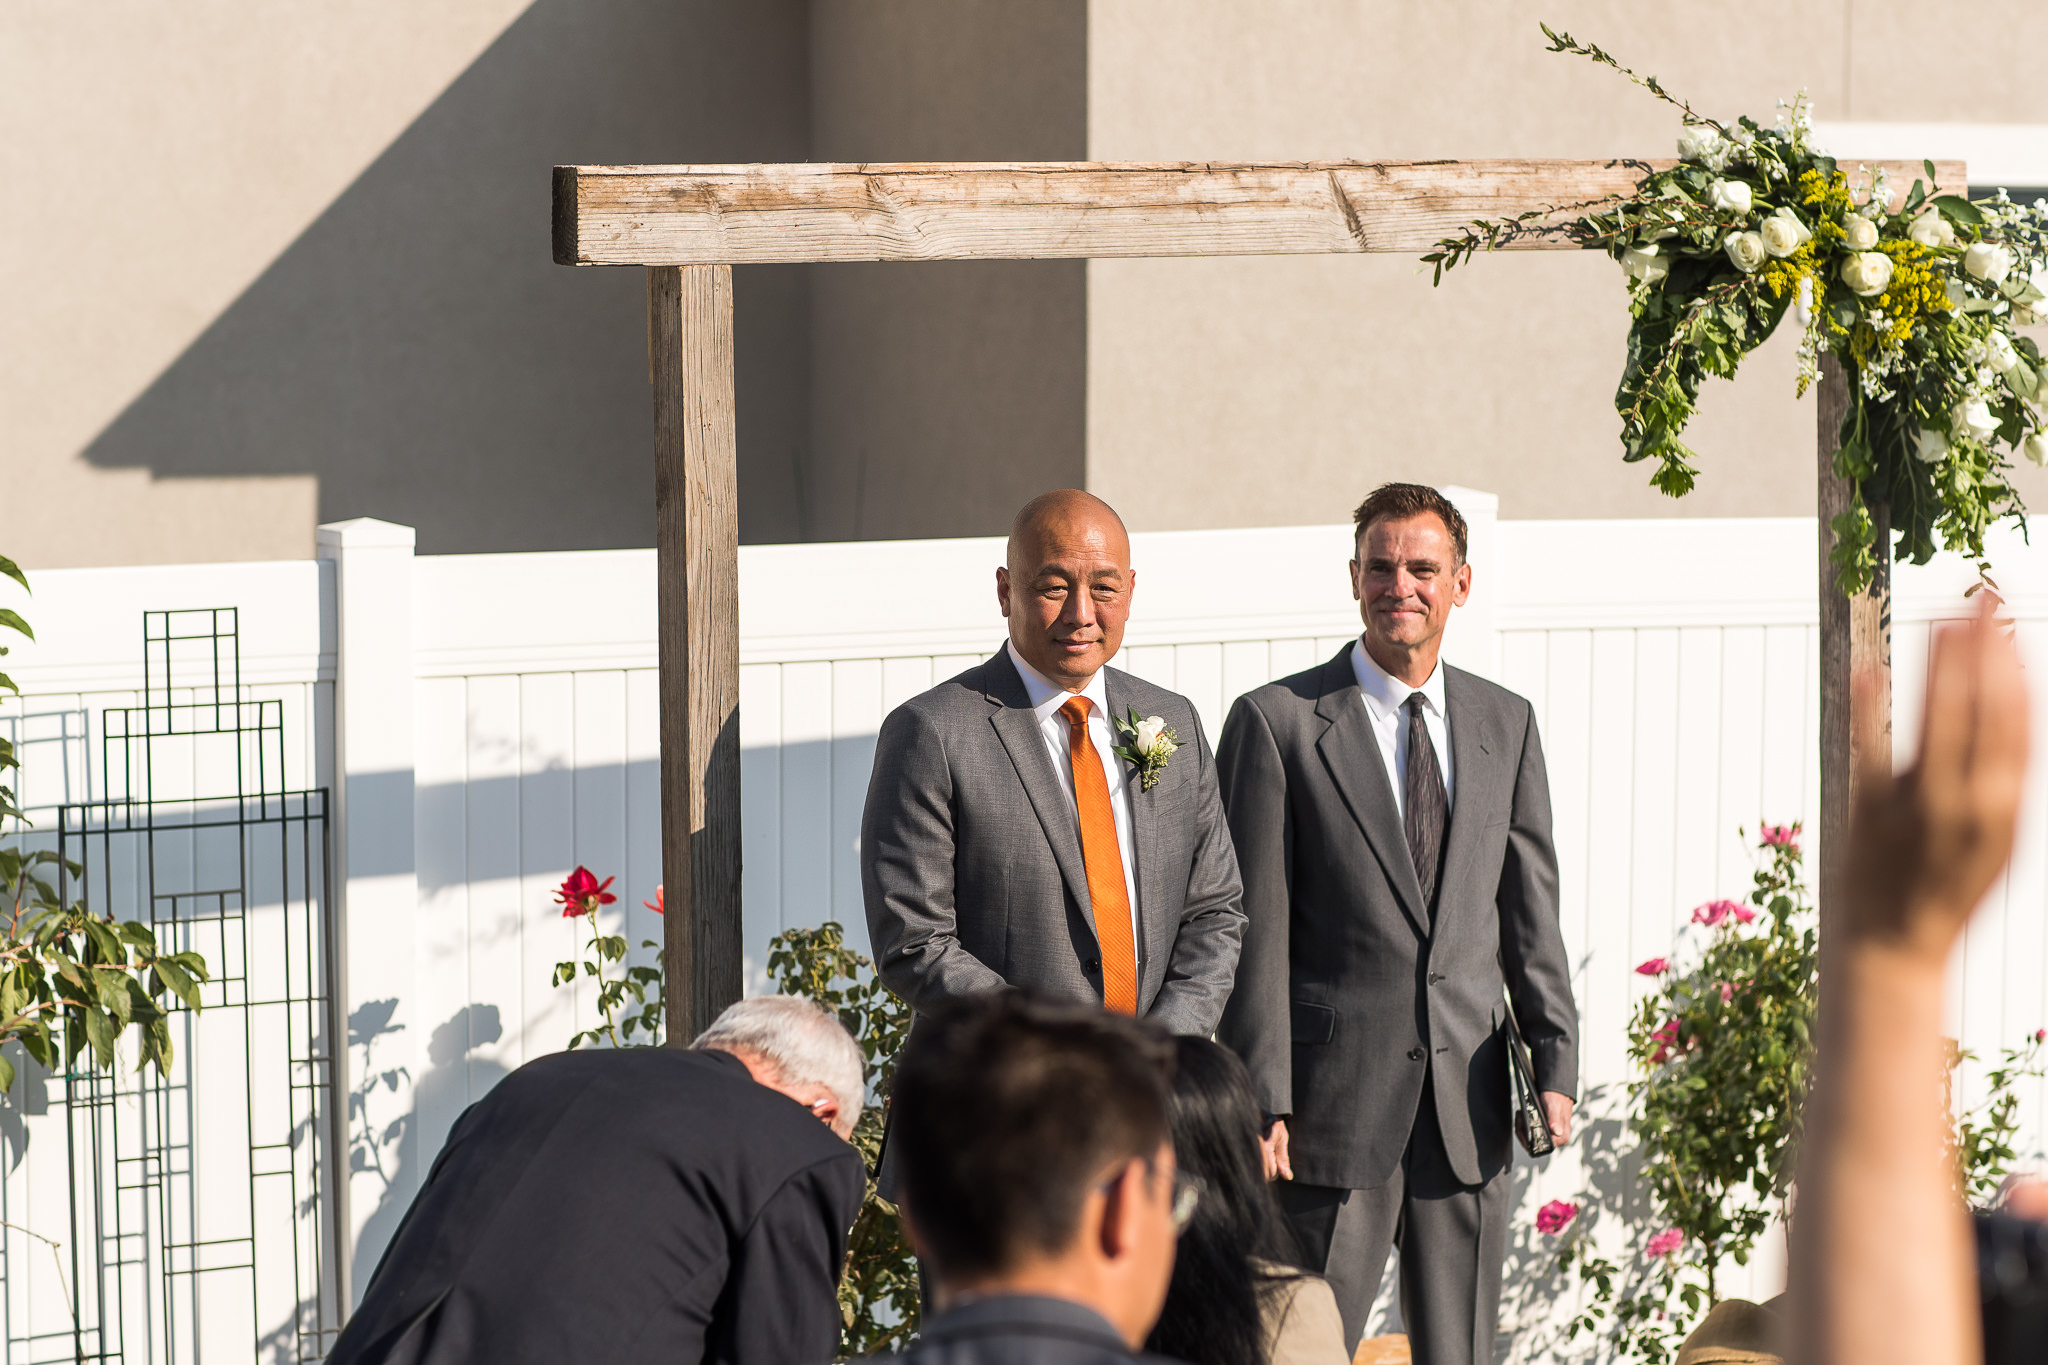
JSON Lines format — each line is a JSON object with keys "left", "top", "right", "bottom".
{"left": 1840, "top": 251, "right": 1894, "bottom": 296}
{"left": 1723, "top": 230, "right": 1767, "bottom": 273}
{"left": 1623, "top": 243, "right": 1670, "bottom": 284}
{"left": 1915, "top": 427, "right": 1951, "bottom": 463}
{"left": 1908, "top": 211, "right": 1955, "bottom": 248}
{"left": 1987, "top": 331, "right": 2020, "bottom": 373}
{"left": 1842, "top": 215, "right": 1880, "bottom": 250}
{"left": 1965, "top": 242, "right": 2015, "bottom": 283}
{"left": 1958, "top": 398, "right": 2001, "bottom": 442}
{"left": 1707, "top": 179, "right": 1753, "bottom": 214}
{"left": 1134, "top": 716, "right": 1170, "bottom": 752}
{"left": 1678, "top": 124, "right": 1725, "bottom": 164}
{"left": 1759, "top": 208, "right": 1811, "bottom": 258}
{"left": 2026, "top": 431, "right": 2048, "bottom": 467}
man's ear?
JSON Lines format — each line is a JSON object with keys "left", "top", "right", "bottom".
{"left": 1453, "top": 559, "right": 1473, "bottom": 606}
{"left": 996, "top": 565, "right": 1012, "bottom": 619}
{"left": 1095, "top": 1157, "right": 1142, "bottom": 1259}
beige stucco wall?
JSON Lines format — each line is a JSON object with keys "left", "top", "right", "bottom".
{"left": 1086, "top": 0, "right": 2048, "bottom": 527}
{"left": 7, "top": 1, "right": 2045, "bottom": 566}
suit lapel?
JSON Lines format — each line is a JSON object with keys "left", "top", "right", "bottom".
{"left": 981, "top": 651, "right": 1096, "bottom": 934}
{"left": 1102, "top": 672, "right": 1164, "bottom": 972}
{"left": 1312, "top": 648, "right": 1430, "bottom": 938}
{"left": 1439, "top": 666, "right": 1502, "bottom": 927}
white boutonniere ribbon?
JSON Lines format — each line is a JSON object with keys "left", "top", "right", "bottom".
{"left": 1111, "top": 708, "right": 1179, "bottom": 792}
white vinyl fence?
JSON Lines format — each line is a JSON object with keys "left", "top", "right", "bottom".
{"left": 5, "top": 492, "right": 2048, "bottom": 1361}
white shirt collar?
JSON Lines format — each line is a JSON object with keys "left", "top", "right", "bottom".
{"left": 1007, "top": 640, "right": 1109, "bottom": 725}
{"left": 1350, "top": 637, "right": 1446, "bottom": 723}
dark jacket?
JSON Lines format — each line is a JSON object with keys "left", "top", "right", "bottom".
{"left": 326, "top": 1047, "right": 865, "bottom": 1365}
{"left": 856, "top": 1296, "right": 1186, "bottom": 1365}
{"left": 1214, "top": 648, "right": 1578, "bottom": 1190}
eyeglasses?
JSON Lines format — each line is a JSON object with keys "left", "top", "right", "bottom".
{"left": 1102, "top": 1165, "right": 1205, "bottom": 1235}
{"left": 1169, "top": 1170, "right": 1205, "bottom": 1234}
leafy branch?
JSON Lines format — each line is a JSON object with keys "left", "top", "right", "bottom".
{"left": 1539, "top": 23, "right": 1726, "bottom": 134}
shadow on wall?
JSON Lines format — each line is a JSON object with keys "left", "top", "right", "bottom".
{"left": 80, "top": 0, "right": 1093, "bottom": 554}
{"left": 348, "top": 999, "right": 510, "bottom": 1295}
{"left": 81, "top": 0, "right": 815, "bottom": 554}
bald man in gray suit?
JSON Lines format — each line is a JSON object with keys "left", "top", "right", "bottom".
{"left": 861, "top": 491, "right": 1246, "bottom": 1048}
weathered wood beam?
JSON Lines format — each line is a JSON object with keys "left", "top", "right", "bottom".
{"left": 1816, "top": 354, "right": 1890, "bottom": 952}
{"left": 555, "top": 159, "right": 1966, "bottom": 266}
{"left": 650, "top": 264, "right": 742, "bottom": 1042}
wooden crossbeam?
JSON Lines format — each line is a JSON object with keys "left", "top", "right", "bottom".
{"left": 554, "top": 158, "right": 1965, "bottom": 266}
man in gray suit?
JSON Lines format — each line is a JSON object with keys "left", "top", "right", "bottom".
{"left": 862, "top": 489, "right": 1245, "bottom": 1043}
{"left": 1215, "top": 483, "right": 1577, "bottom": 1365}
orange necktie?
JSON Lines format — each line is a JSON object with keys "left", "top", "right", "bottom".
{"left": 1061, "top": 697, "right": 1138, "bottom": 1013}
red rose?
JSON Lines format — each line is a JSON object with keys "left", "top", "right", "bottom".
{"left": 554, "top": 866, "right": 617, "bottom": 919}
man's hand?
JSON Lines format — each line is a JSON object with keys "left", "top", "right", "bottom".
{"left": 1260, "top": 1119, "right": 1293, "bottom": 1181}
{"left": 1843, "top": 596, "right": 2030, "bottom": 964}
{"left": 1540, "top": 1091, "right": 1574, "bottom": 1145}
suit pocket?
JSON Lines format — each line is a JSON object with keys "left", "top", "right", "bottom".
{"left": 1290, "top": 1000, "right": 1336, "bottom": 1045}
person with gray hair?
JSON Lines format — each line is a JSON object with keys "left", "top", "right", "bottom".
{"left": 327, "top": 993, "right": 867, "bottom": 1365}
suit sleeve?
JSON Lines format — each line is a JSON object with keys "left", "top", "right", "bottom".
{"left": 710, "top": 1151, "right": 866, "bottom": 1365}
{"left": 1497, "top": 701, "right": 1579, "bottom": 1099}
{"left": 1212, "top": 695, "right": 1295, "bottom": 1118}
{"left": 1147, "top": 705, "right": 1247, "bottom": 1036}
{"left": 861, "top": 702, "right": 1007, "bottom": 1010}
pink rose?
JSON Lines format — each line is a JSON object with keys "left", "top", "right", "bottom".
{"left": 1718, "top": 982, "right": 1735, "bottom": 1003}
{"left": 1636, "top": 957, "right": 1670, "bottom": 976}
{"left": 1759, "top": 822, "right": 1802, "bottom": 853}
{"left": 1649, "top": 1019, "right": 1682, "bottom": 1065}
{"left": 1646, "top": 1228, "right": 1685, "bottom": 1259}
{"left": 644, "top": 885, "right": 664, "bottom": 915}
{"left": 1692, "top": 899, "right": 1747, "bottom": 927}
{"left": 1536, "top": 1199, "right": 1579, "bottom": 1236}
{"left": 2036, "top": 1028, "right": 2045, "bottom": 1043}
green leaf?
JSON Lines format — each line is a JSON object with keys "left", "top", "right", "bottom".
{"left": 82, "top": 1005, "right": 115, "bottom": 1065}
{"left": 116, "top": 919, "right": 158, "bottom": 948}
{"left": 0, "top": 1052, "right": 13, "bottom": 1092}
{"left": 0, "top": 554, "right": 26, "bottom": 594}
{"left": 152, "top": 956, "right": 201, "bottom": 1011}
{"left": 1934, "top": 194, "right": 1985, "bottom": 227}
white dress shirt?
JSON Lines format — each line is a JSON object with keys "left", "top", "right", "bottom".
{"left": 1350, "top": 638, "right": 1455, "bottom": 818}
{"left": 1006, "top": 641, "right": 1143, "bottom": 945}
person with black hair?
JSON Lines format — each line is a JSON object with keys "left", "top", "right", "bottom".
{"left": 1144, "top": 1038, "right": 1348, "bottom": 1365}
{"left": 855, "top": 990, "right": 1191, "bottom": 1364}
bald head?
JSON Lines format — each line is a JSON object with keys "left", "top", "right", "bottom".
{"left": 998, "top": 490, "right": 1136, "bottom": 689}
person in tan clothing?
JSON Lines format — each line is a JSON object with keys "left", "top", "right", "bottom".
{"left": 1145, "top": 1038, "right": 1348, "bottom": 1365}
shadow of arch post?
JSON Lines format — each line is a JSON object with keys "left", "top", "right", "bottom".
{"left": 551, "top": 155, "right": 1965, "bottom": 1028}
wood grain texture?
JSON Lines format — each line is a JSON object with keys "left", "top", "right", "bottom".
{"left": 650, "top": 264, "right": 742, "bottom": 1040}
{"left": 1815, "top": 352, "right": 1890, "bottom": 950}
{"left": 553, "top": 158, "right": 1967, "bottom": 265}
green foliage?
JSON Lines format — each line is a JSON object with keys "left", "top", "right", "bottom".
{"left": 0, "top": 554, "right": 211, "bottom": 1094}
{"left": 1427, "top": 28, "right": 2047, "bottom": 598}
{"left": 552, "top": 920, "right": 664, "bottom": 1050}
{"left": 1555, "top": 827, "right": 1817, "bottom": 1363}
{"left": 1952, "top": 1034, "right": 2047, "bottom": 1204}
{"left": 767, "top": 922, "right": 917, "bottom": 1361}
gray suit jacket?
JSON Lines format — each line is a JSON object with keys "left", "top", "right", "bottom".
{"left": 861, "top": 648, "right": 1246, "bottom": 1034}
{"left": 1214, "top": 647, "right": 1577, "bottom": 1190}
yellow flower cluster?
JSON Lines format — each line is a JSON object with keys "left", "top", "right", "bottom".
{"left": 1798, "top": 167, "right": 1852, "bottom": 216}
{"left": 1870, "top": 240, "right": 1947, "bottom": 346}
{"left": 1760, "top": 240, "right": 1819, "bottom": 304}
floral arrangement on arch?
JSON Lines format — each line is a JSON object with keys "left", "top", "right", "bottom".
{"left": 1428, "top": 27, "right": 2048, "bottom": 595}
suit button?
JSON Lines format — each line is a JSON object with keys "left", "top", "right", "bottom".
{"left": 1085, "top": 957, "right": 1101, "bottom": 973}
{"left": 1407, "top": 1047, "right": 1425, "bottom": 1061}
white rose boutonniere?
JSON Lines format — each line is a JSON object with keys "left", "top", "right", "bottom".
{"left": 1707, "top": 179, "right": 1753, "bottom": 214}
{"left": 1840, "top": 251, "right": 1894, "bottom": 297}
{"left": 1111, "top": 708, "right": 1180, "bottom": 792}
{"left": 1759, "top": 207, "right": 1811, "bottom": 258}
{"left": 1723, "top": 230, "right": 1767, "bottom": 274}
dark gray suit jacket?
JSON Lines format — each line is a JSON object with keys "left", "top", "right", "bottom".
{"left": 861, "top": 648, "right": 1246, "bottom": 1034}
{"left": 853, "top": 1296, "right": 1185, "bottom": 1364}
{"left": 1215, "top": 647, "right": 1577, "bottom": 1191}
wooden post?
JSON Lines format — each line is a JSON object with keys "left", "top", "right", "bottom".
{"left": 649, "top": 264, "right": 743, "bottom": 1042}
{"left": 1816, "top": 353, "right": 1891, "bottom": 943}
